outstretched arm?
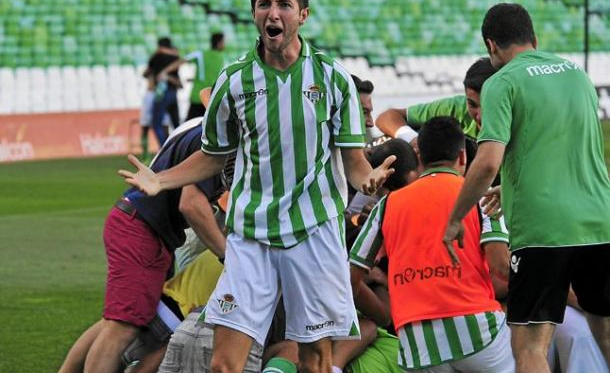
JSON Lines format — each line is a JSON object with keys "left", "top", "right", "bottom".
{"left": 341, "top": 148, "right": 395, "bottom": 196}
{"left": 375, "top": 108, "right": 407, "bottom": 137}
{"left": 118, "top": 151, "right": 226, "bottom": 196}
{"left": 443, "top": 141, "right": 505, "bottom": 264}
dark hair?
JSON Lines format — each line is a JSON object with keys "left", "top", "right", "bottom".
{"left": 482, "top": 3, "right": 536, "bottom": 50}
{"left": 418, "top": 117, "right": 465, "bottom": 166}
{"left": 463, "top": 57, "right": 496, "bottom": 93}
{"left": 351, "top": 74, "right": 374, "bottom": 94}
{"left": 464, "top": 135, "right": 478, "bottom": 172}
{"left": 251, "top": 0, "right": 309, "bottom": 9}
{"left": 368, "top": 139, "right": 418, "bottom": 191}
{"left": 211, "top": 33, "right": 224, "bottom": 49}
{"left": 157, "top": 37, "right": 173, "bottom": 48}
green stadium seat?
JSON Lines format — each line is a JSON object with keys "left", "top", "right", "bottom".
{"left": 3, "top": 0, "right": 608, "bottom": 70}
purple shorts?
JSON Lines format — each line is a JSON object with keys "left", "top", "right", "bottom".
{"left": 102, "top": 204, "right": 172, "bottom": 327}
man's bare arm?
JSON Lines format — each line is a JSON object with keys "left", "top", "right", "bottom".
{"left": 442, "top": 141, "right": 505, "bottom": 264}
{"left": 179, "top": 185, "right": 226, "bottom": 259}
{"left": 375, "top": 108, "right": 407, "bottom": 137}
{"left": 118, "top": 151, "right": 226, "bottom": 196}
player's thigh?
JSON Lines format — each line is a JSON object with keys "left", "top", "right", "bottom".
{"left": 279, "top": 217, "right": 359, "bottom": 343}
{"left": 571, "top": 243, "right": 610, "bottom": 317}
{"left": 506, "top": 247, "right": 572, "bottom": 324}
{"left": 204, "top": 233, "right": 280, "bottom": 346}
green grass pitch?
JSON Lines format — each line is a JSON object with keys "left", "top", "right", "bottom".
{"left": 0, "top": 120, "right": 608, "bottom": 372}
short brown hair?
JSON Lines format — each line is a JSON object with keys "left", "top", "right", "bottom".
{"left": 251, "top": 0, "right": 309, "bottom": 10}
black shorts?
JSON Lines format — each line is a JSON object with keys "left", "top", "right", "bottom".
{"left": 506, "top": 243, "right": 610, "bottom": 325}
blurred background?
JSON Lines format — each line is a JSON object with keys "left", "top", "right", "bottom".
{"left": 0, "top": 0, "right": 609, "bottom": 162}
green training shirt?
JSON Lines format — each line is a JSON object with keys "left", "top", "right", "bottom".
{"left": 407, "top": 95, "right": 479, "bottom": 138}
{"left": 201, "top": 37, "right": 366, "bottom": 248}
{"left": 185, "top": 49, "right": 226, "bottom": 104}
{"left": 479, "top": 50, "right": 610, "bottom": 250}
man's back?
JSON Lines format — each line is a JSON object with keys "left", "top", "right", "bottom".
{"left": 480, "top": 50, "right": 610, "bottom": 250}
{"left": 381, "top": 169, "right": 500, "bottom": 328}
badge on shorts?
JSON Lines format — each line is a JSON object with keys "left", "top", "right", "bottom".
{"left": 217, "top": 294, "right": 239, "bottom": 314}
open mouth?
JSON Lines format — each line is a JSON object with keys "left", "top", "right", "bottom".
{"left": 266, "top": 26, "right": 283, "bottom": 38}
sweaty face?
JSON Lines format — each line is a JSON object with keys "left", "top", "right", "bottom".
{"left": 359, "top": 93, "right": 374, "bottom": 128}
{"left": 465, "top": 87, "right": 482, "bottom": 128}
{"left": 253, "top": 0, "right": 308, "bottom": 54}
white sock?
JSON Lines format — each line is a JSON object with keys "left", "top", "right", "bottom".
{"left": 332, "top": 366, "right": 343, "bottom": 373}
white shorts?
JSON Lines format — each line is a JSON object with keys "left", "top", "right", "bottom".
{"left": 204, "top": 217, "right": 360, "bottom": 345}
{"left": 406, "top": 323, "right": 514, "bottom": 373}
{"left": 140, "top": 91, "right": 171, "bottom": 127}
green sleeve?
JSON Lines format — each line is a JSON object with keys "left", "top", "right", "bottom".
{"left": 349, "top": 197, "right": 387, "bottom": 269}
{"left": 332, "top": 68, "right": 366, "bottom": 148}
{"left": 201, "top": 72, "right": 240, "bottom": 155}
{"left": 478, "top": 77, "right": 513, "bottom": 144}
{"left": 406, "top": 96, "right": 468, "bottom": 128}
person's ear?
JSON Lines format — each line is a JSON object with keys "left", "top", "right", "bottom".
{"left": 486, "top": 38, "right": 497, "bottom": 55}
{"left": 299, "top": 7, "right": 309, "bottom": 25}
{"left": 459, "top": 149, "right": 467, "bottom": 166}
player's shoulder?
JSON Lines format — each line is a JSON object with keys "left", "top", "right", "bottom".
{"left": 221, "top": 51, "right": 256, "bottom": 78}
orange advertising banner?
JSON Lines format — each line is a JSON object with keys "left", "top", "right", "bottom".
{"left": 0, "top": 110, "right": 160, "bottom": 163}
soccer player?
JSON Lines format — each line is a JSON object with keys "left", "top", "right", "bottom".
{"left": 375, "top": 57, "right": 496, "bottom": 144}
{"left": 118, "top": 0, "right": 395, "bottom": 372}
{"left": 160, "top": 33, "right": 227, "bottom": 121}
{"left": 350, "top": 117, "right": 513, "bottom": 372}
{"left": 443, "top": 4, "right": 610, "bottom": 373}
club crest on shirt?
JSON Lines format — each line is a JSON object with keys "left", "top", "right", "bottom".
{"left": 217, "top": 294, "right": 239, "bottom": 314}
{"left": 303, "top": 84, "right": 326, "bottom": 104}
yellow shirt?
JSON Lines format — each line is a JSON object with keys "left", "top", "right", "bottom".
{"left": 163, "top": 250, "right": 224, "bottom": 316}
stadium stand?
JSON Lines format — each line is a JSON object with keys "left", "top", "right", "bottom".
{"left": 0, "top": 0, "right": 608, "bottom": 114}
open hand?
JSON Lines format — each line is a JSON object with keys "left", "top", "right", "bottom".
{"left": 361, "top": 155, "right": 396, "bottom": 195}
{"left": 118, "top": 154, "right": 162, "bottom": 196}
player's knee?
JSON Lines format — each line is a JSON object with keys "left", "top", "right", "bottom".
{"left": 298, "top": 341, "right": 331, "bottom": 373}
{"left": 101, "top": 319, "right": 138, "bottom": 342}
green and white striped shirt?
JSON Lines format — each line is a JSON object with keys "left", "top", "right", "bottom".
{"left": 201, "top": 37, "right": 366, "bottom": 248}
{"left": 398, "top": 311, "right": 506, "bottom": 370}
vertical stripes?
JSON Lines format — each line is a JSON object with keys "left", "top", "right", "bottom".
{"left": 397, "top": 312, "right": 504, "bottom": 370}
{"left": 200, "top": 39, "right": 365, "bottom": 247}
{"left": 349, "top": 197, "right": 386, "bottom": 269}
{"left": 454, "top": 316, "right": 475, "bottom": 355}
{"left": 431, "top": 319, "right": 453, "bottom": 362}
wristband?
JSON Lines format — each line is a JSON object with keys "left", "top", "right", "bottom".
{"left": 395, "top": 125, "right": 418, "bottom": 143}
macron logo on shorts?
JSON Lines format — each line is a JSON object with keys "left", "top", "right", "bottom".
{"left": 217, "top": 294, "right": 239, "bottom": 314}
{"left": 510, "top": 255, "right": 521, "bottom": 273}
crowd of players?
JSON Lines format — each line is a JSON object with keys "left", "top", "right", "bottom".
{"left": 58, "top": 1, "right": 610, "bottom": 373}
